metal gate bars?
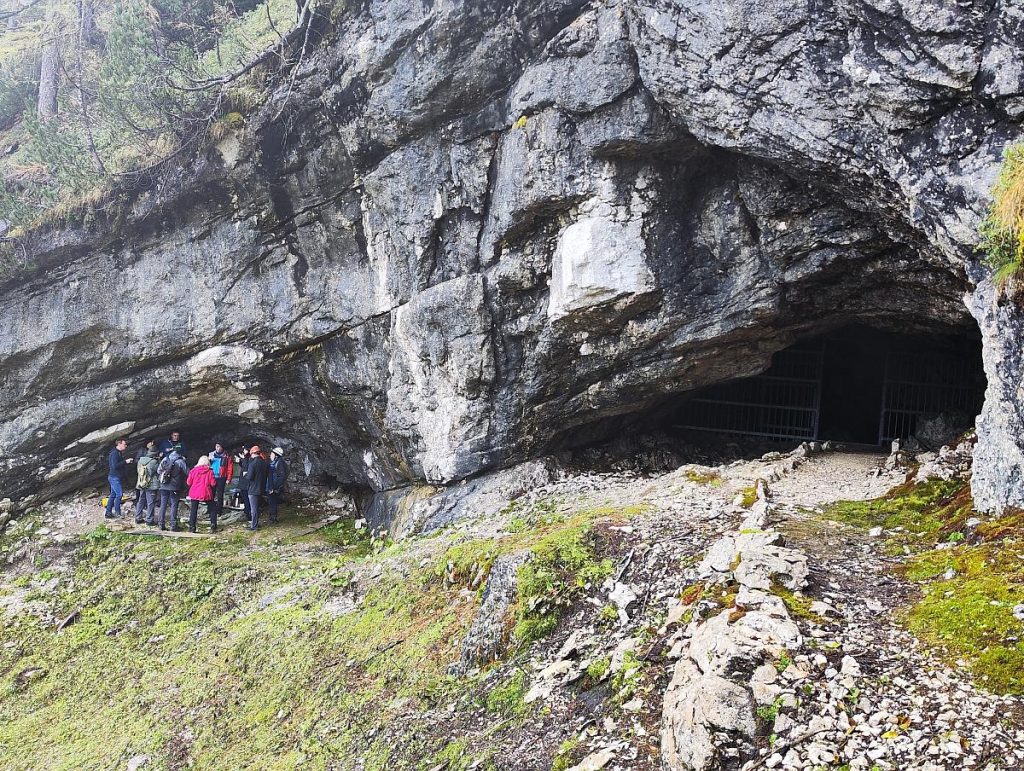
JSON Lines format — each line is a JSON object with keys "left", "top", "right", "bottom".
{"left": 675, "top": 343, "right": 825, "bottom": 442}
{"left": 877, "top": 342, "right": 985, "bottom": 446}
{"left": 675, "top": 332, "right": 984, "bottom": 445}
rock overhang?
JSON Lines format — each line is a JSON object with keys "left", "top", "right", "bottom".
{"left": 0, "top": 0, "right": 1020, "bottom": 516}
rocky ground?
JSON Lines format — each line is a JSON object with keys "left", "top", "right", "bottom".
{"left": 757, "top": 454, "right": 1024, "bottom": 771}
{"left": 0, "top": 442, "right": 1021, "bottom": 770}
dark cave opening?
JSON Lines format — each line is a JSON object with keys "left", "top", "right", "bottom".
{"left": 672, "top": 325, "right": 985, "bottom": 448}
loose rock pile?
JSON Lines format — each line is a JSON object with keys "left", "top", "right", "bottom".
{"left": 661, "top": 481, "right": 810, "bottom": 771}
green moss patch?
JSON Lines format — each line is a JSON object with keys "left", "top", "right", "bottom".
{"left": 0, "top": 499, "right": 639, "bottom": 769}
{"left": 685, "top": 469, "right": 723, "bottom": 487}
{"left": 484, "top": 669, "right": 530, "bottom": 718}
{"left": 511, "top": 514, "right": 616, "bottom": 647}
{"left": 551, "top": 737, "right": 583, "bottom": 771}
{"left": 771, "top": 583, "right": 825, "bottom": 624}
{"left": 312, "top": 517, "right": 375, "bottom": 557}
{"left": 825, "top": 481, "right": 1024, "bottom": 696}
{"left": 903, "top": 542, "right": 1024, "bottom": 695}
{"left": 0, "top": 524, "right": 479, "bottom": 770}
{"left": 739, "top": 485, "right": 759, "bottom": 509}
{"left": 825, "top": 479, "right": 970, "bottom": 548}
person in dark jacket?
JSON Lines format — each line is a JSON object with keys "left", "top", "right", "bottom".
{"left": 234, "top": 444, "right": 252, "bottom": 517}
{"left": 133, "top": 438, "right": 157, "bottom": 506}
{"left": 156, "top": 449, "right": 188, "bottom": 531}
{"left": 104, "top": 437, "right": 134, "bottom": 519}
{"left": 134, "top": 448, "right": 160, "bottom": 525}
{"left": 266, "top": 447, "right": 289, "bottom": 524}
{"left": 245, "top": 446, "right": 269, "bottom": 531}
{"left": 157, "top": 430, "right": 187, "bottom": 459}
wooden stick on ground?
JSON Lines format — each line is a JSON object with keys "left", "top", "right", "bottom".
{"left": 293, "top": 515, "right": 343, "bottom": 537}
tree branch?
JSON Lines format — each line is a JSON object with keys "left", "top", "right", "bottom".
{"left": 270, "top": 0, "right": 314, "bottom": 121}
{"left": 167, "top": 0, "right": 314, "bottom": 94}
{"left": 0, "top": 0, "right": 43, "bottom": 23}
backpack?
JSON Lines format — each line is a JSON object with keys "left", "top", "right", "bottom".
{"left": 137, "top": 459, "right": 154, "bottom": 489}
{"left": 158, "top": 455, "right": 179, "bottom": 485}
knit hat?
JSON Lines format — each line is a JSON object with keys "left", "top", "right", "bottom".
{"left": 271, "top": 447, "right": 284, "bottom": 457}
{"left": 197, "top": 455, "right": 210, "bottom": 466}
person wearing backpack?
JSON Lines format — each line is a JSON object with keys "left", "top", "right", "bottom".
{"left": 156, "top": 449, "right": 188, "bottom": 531}
{"left": 132, "top": 438, "right": 157, "bottom": 506}
{"left": 245, "top": 445, "right": 269, "bottom": 531}
{"left": 209, "top": 442, "right": 234, "bottom": 518}
{"left": 186, "top": 456, "right": 218, "bottom": 533}
{"left": 266, "top": 447, "right": 289, "bottom": 524}
{"left": 134, "top": 448, "right": 160, "bottom": 525}
{"left": 104, "top": 438, "right": 134, "bottom": 519}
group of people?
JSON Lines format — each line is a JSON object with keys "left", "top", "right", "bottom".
{"left": 104, "top": 430, "right": 290, "bottom": 532}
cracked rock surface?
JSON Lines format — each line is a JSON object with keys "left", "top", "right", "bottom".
{"left": 0, "top": 1, "right": 1021, "bottom": 518}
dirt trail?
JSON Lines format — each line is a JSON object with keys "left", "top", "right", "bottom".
{"left": 759, "top": 450, "right": 1024, "bottom": 770}
{"left": 767, "top": 450, "right": 895, "bottom": 509}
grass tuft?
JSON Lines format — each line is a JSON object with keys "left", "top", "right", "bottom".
{"left": 980, "top": 143, "right": 1024, "bottom": 287}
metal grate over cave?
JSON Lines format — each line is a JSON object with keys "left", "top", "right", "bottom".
{"left": 674, "top": 328, "right": 984, "bottom": 446}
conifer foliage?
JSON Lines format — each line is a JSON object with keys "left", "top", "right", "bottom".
{"left": 0, "top": 0, "right": 311, "bottom": 243}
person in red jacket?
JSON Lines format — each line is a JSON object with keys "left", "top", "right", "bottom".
{"left": 186, "top": 455, "right": 218, "bottom": 533}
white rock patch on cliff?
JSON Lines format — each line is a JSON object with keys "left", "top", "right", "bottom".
{"left": 548, "top": 215, "right": 655, "bottom": 322}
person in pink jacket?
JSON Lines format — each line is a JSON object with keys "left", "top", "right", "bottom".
{"left": 186, "top": 455, "right": 218, "bottom": 533}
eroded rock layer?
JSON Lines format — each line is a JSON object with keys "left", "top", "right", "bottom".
{"left": 1, "top": 1, "right": 1021, "bottom": 513}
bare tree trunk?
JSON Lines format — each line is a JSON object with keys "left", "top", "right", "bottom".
{"left": 74, "top": 0, "right": 104, "bottom": 173}
{"left": 76, "top": 0, "right": 96, "bottom": 45}
{"left": 37, "top": 37, "right": 59, "bottom": 120}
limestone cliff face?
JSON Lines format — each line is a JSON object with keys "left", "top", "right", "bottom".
{"left": 0, "top": 0, "right": 1021, "bottom": 514}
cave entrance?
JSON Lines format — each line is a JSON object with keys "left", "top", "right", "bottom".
{"left": 674, "top": 326, "right": 985, "bottom": 447}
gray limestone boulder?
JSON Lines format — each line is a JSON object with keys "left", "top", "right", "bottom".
{"left": 453, "top": 550, "right": 532, "bottom": 674}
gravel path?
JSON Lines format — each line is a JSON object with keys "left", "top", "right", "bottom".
{"left": 767, "top": 450, "right": 898, "bottom": 509}
{"left": 762, "top": 452, "right": 1024, "bottom": 771}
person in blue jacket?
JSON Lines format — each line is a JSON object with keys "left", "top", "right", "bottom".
{"left": 104, "top": 437, "right": 134, "bottom": 519}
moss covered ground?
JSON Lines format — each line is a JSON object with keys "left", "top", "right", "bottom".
{"left": 824, "top": 479, "right": 1024, "bottom": 695}
{"left": 0, "top": 500, "right": 634, "bottom": 770}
